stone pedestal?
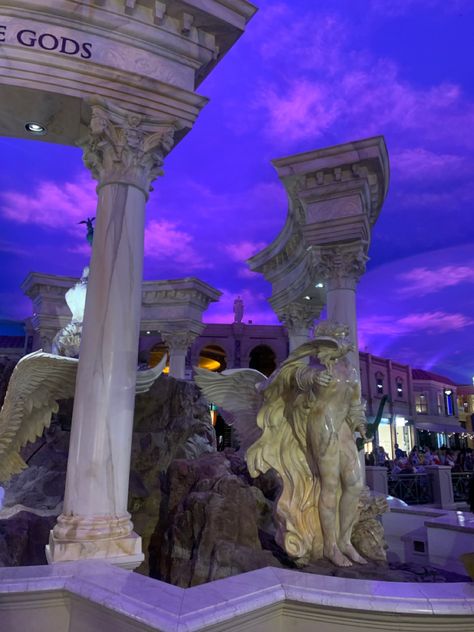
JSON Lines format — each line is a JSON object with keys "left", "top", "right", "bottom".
{"left": 47, "top": 103, "right": 175, "bottom": 567}
{"left": 365, "top": 466, "right": 388, "bottom": 496}
{"left": 425, "top": 465, "right": 456, "bottom": 509}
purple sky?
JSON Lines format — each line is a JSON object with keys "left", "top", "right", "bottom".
{"left": 1, "top": 0, "right": 473, "bottom": 384}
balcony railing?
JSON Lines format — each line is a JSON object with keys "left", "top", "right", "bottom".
{"left": 388, "top": 473, "right": 434, "bottom": 505}
{"left": 451, "top": 471, "right": 474, "bottom": 502}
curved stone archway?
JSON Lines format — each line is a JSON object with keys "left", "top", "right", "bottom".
{"left": 248, "top": 344, "right": 276, "bottom": 377}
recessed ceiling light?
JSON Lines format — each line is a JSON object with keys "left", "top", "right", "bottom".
{"left": 25, "top": 122, "right": 47, "bottom": 135}
{"left": 315, "top": 282, "right": 324, "bottom": 288}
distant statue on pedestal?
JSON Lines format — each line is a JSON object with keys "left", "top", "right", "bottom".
{"left": 233, "top": 296, "right": 244, "bottom": 323}
{"left": 78, "top": 217, "right": 95, "bottom": 246}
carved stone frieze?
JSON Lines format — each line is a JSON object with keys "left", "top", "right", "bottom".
{"left": 142, "top": 288, "right": 214, "bottom": 309}
{"left": 81, "top": 102, "right": 177, "bottom": 195}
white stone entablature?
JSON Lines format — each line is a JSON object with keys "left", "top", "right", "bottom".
{"left": 0, "top": 0, "right": 257, "bottom": 144}
{"left": 248, "top": 137, "right": 389, "bottom": 307}
{"left": 21, "top": 272, "right": 79, "bottom": 351}
{"left": 23, "top": 272, "right": 221, "bottom": 348}
{"left": 247, "top": 137, "right": 389, "bottom": 362}
{"left": 141, "top": 277, "right": 221, "bottom": 338}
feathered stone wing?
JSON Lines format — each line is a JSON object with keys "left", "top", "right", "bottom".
{"left": 194, "top": 367, "right": 267, "bottom": 453}
{"left": 0, "top": 351, "right": 78, "bottom": 482}
{"left": 0, "top": 350, "right": 169, "bottom": 482}
{"left": 135, "top": 353, "right": 168, "bottom": 394}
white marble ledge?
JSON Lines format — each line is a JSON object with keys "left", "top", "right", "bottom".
{"left": 0, "top": 561, "right": 474, "bottom": 632}
{"left": 424, "top": 510, "right": 474, "bottom": 533}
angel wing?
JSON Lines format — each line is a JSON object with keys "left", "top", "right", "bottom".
{"left": 135, "top": 353, "right": 167, "bottom": 394}
{"left": 0, "top": 351, "right": 78, "bottom": 482}
{"left": 0, "top": 350, "right": 168, "bottom": 482}
{"left": 194, "top": 367, "right": 267, "bottom": 453}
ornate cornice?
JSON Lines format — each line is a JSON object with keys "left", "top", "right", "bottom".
{"left": 80, "top": 102, "right": 177, "bottom": 196}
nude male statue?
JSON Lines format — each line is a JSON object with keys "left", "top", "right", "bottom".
{"left": 195, "top": 321, "right": 370, "bottom": 567}
{"left": 247, "top": 322, "right": 368, "bottom": 567}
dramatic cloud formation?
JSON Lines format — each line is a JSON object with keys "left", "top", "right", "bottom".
{"left": 145, "top": 220, "right": 212, "bottom": 272}
{"left": 398, "top": 265, "right": 474, "bottom": 297}
{"left": 222, "top": 241, "right": 267, "bottom": 262}
{"left": 0, "top": 173, "right": 96, "bottom": 231}
{"left": 1, "top": 1, "right": 473, "bottom": 382}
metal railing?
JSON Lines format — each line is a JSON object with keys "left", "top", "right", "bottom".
{"left": 388, "top": 473, "right": 434, "bottom": 505}
{"left": 451, "top": 471, "right": 474, "bottom": 502}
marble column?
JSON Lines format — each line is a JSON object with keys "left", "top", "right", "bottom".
{"left": 279, "top": 302, "right": 317, "bottom": 353}
{"left": 161, "top": 331, "right": 198, "bottom": 379}
{"left": 46, "top": 102, "right": 175, "bottom": 568}
{"left": 315, "top": 244, "right": 367, "bottom": 372}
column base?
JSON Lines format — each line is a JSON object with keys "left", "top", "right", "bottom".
{"left": 45, "top": 530, "right": 144, "bottom": 571}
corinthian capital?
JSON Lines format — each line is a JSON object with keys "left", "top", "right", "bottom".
{"left": 312, "top": 244, "right": 368, "bottom": 289}
{"left": 278, "top": 302, "right": 317, "bottom": 332}
{"left": 161, "top": 330, "right": 198, "bottom": 352}
{"left": 80, "top": 101, "right": 177, "bottom": 196}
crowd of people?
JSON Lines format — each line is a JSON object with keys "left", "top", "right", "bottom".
{"left": 365, "top": 444, "right": 474, "bottom": 477}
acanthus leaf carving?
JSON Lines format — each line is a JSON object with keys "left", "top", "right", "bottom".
{"left": 312, "top": 244, "right": 368, "bottom": 287}
{"left": 278, "top": 302, "right": 318, "bottom": 332}
{"left": 81, "top": 103, "right": 177, "bottom": 196}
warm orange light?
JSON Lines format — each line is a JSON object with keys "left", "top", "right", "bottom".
{"left": 149, "top": 350, "right": 169, "bottom": 370}
{"left": 199, "top": 357, "right": 221, "bottom": 371}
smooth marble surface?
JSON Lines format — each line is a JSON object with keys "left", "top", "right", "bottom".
{"left": 59, "top": 182, "right": 146, "bottom": 530}
{"left": 1, "top": 561, "right": 474, "bottom": 632}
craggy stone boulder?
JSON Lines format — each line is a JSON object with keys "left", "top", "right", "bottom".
{"left": 0, "top": 510, "right": 56, "bottom": 567}
{"left": 149, "top": 450, "right": 285, "bottom": 587}
{"left": 130, "top": 375, "right": 216, "bottom": 573}
{"left": 0, "top": 371, "right": 215, "bottom": 572}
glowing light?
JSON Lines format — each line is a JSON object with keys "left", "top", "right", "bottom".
{"left": 304, "top": 295, "right": 311, "bottom": 300}
{"left": 315, "top": 283, "right": 324, "bottom": 288}
{"left": 25, "top": 122, "right": 47, "bottom": 135}
{"left": 199, "top": 357, "right": 221, "bottom": 371}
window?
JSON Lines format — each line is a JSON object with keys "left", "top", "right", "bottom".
{"left": 437, "top": 392, "right": 444, "bottom": 415}
{"left": 375, "top": 373, "right": 384, "bottom": 394}
{"left": 416, "top": 394, "right": 428, "bottom": 414}
{"left": 396, "top": 379, "right": 403, "bottom": 397}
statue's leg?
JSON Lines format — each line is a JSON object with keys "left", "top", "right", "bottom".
{"left": 338, "top": 424, "right": 367, "bottom": 564}
{"left": 308, "top": 425, "right": 352, "bottom": 567}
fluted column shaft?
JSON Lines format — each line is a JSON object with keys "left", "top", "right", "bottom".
{"left": 47, "top": 102, "right": 175, "bottom": 568}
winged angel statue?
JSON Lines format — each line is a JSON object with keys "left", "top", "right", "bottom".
{"left": 0, "top": 268, "right": 166, "bottom": 483}
{"left": 195, "top": 321, "right": 370, "bottom": 568}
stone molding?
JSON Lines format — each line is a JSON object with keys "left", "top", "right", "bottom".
{"left": 1, "top": 561, "right": 473, "bottom": 632}
{"left": 80, "top": 101, "right": 177, "bottom": 195}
